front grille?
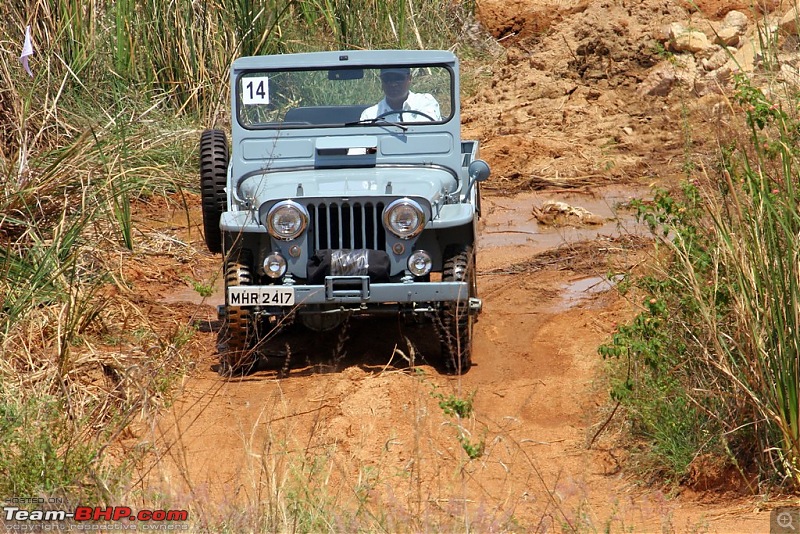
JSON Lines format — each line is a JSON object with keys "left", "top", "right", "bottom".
{"left": 308, "top": 201, "right": 386, "bottom": 251}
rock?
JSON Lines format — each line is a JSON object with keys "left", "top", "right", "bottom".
{"left": 714, "top": 26, "right": 740, "bottom": 47}
{"left": 638, "top": 57, "right": 698, "bottom": 97}
{"left": 695, "top": 66, "right": 734, "bottom": 96}
{"left": 780, "top": 63, "right": 800, "bottom": 86}
{"left": 722, "top": 10, "right": 748, "bottom": 34}
{"left": 780, "top": 7, "right": 800, "bottom": 35}
{"left": 638, "top": 65, "right": 677, "bottom": 97}
{"left": 732, "top": 39, "right": 757, "bottom": 72}
{"left": 702, "top": 46, "right": 732, "bottom": 71}
{"left": 533, "top": 201, "right": 605, "bottom": 226}
{"left": 672, "top": 30, "right": 713, "bottom": 54}
{"left": 656, "top": 22, "right": 686, "bottom": 42}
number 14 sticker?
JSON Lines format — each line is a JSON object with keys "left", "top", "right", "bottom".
{"left": 242, "top": 76, "right": 270, "bottom": 105}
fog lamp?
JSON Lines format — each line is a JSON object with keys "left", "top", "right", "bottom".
{"left": 407, "top": 250, "right": 432, "bottom": 277}
{"left": 263, "top": 252, "right": 287, "bottom": 278}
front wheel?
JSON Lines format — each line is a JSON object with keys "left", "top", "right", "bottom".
{"left": 218, "top": 249, "right": 258, "bottom": 376}
{"left": 438, "top": 245, "right": 476, "bottom": 374}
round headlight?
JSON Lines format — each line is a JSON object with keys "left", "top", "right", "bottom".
{"left": 266, "top": 201, "right": 308, "bottom": 241}
{"left": 263, "top": 252, "right": 287, "bottom": 279}
{"left": 407, "top": 250, "right": 432, "bottom": 277}
{"left": 383, "top": 198, "right": 425, "bottom": 239}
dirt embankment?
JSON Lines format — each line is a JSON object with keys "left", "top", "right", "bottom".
{"left": 125, "top": 1, "right": 791, "bottom": 531}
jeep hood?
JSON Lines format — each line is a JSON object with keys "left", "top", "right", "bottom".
{"left": 238, "top": 167, "right": 457, "bottom": 211}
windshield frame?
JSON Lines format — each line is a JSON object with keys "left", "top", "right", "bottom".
{"left": 235, "top": 63, "right": 456, "bottom": 131}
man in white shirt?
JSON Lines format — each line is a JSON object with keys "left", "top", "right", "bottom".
{"left": 360, "top": 68, "right": 441, "bottom": 122}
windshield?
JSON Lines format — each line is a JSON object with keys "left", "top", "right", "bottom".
{"left": 237, "top": 64, "right": 454, "bottom": 129}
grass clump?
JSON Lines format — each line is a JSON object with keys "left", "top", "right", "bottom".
{"left": 0, "top": 393, "right": 96, "bottom": 498}
{"left": 602, "top": 74, "right": 800, "bottom": 490}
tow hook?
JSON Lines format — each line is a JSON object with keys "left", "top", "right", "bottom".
{"left": 469, "top": 297, "right": 482, "bottom": 315}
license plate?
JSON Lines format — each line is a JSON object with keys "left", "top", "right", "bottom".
{"left": 227, "top": 286, "right": 295, "bottom": 306}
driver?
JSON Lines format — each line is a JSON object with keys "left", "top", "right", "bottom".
{"left": 360, "top": 67, "right": 441, "bottom": 122}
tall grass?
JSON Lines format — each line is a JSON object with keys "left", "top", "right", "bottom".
{"left": 601, "top": 73, "right": 800, "bottom": 488}
{"left": 0, "top": 117, "right": 199, "bottom": 500}
{"left": 3, "top": 0, "right": 477, "bottom": 124}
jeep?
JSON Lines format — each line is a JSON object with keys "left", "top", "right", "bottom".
{"left": 199, "top": 50, "right": 490, "bottom": 376}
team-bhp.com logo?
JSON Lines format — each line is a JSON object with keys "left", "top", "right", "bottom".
{"left": 3, "top": 504, "right": 189, "bottom": 531}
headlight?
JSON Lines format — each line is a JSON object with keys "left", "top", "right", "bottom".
{"left": 266, "top": 200, "right": 308, "bottom": 240}
{"left": 407, "top": 250, "right": 432, "bottom": 276}
{"left": 263, "top": 252, "right": 287, "bottom": 278}
{"left": 383, "top": 198, "right": 425, "bottom": 239}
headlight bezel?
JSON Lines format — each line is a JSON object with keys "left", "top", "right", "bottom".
{"left": 266, "top": 200, "right": 309, "bottom": 241}
{"left": 383, "top": 198, "right": 426, "bottom": 240}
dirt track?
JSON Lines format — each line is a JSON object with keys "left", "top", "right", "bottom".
{"left": 126, "top": 0, "right": 787, "bottom": 530}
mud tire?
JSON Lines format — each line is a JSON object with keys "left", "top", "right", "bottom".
{"left": 439, "top": 245, "right": 476, "bottom": 374}
{"left": 200, "top": 129, "right": 228, "bottom": 254}
{"left": 219, "top": 249, "right": 258, "bottom": 376}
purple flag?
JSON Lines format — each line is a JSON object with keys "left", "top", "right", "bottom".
{"left": 20, "top": 25, "right": 34, "bottom": 77}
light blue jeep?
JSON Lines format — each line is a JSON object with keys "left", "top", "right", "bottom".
{"left": 199, "top": 50, "right": 490, "bottom": 375}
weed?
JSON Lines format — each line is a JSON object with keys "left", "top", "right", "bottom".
{"left": 436, "top": 390, "right": 475, "bottom": 419}
{"left": 651, "top": 41, "right": 675, "bottom": 64}
{"left": 185, "top": 276, "right": 215, "bottom": 298}
{"left": 0, "top": 394, "right": 119, "bottom": 502}
{"left": 457, "top": 432, "right": 485, "bottom": 460}
{"left": 429, "top": 385, "right": 485, "bottom": 459}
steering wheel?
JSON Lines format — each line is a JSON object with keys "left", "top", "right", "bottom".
{"left": 374, "top": 109, "right": 437, "bottom": 122}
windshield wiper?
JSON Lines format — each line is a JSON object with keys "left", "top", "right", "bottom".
{"left": 344, "top": 117, "right": 408, "bottom": 131}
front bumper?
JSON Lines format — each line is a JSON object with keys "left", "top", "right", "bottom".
{"left": 226, "top": 277, "right": 481, "bottom": 313}
{"left": 295, "top": 278, "right": 470, "bottom": 304}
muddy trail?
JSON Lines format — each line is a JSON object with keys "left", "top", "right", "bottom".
{"left": 123, "top": 0, "right": 790, "bottom": 531}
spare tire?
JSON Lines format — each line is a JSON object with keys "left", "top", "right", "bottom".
{"left": 199, "top": 129, "right": 228, "bottom": 254}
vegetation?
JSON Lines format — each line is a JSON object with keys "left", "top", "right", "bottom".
{"left": 0, "top": 0, "right": 481, "bottom": 508}
{"left": 602, "top": 74, "right": 800, "bottom": 490}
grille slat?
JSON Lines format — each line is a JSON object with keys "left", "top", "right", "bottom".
{"left": 337, "top": 204, "right": 344, "bottom": 248}
{"left": 308, "top": 201, "right": 385, "bottom": 251}
{"left": 360, "top": 204, "right": 366, "bottom": 249}
{"left": 349, "top": 204, "right": 355, "bottom": 249}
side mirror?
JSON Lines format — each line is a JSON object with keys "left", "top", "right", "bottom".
{"left": 464, "top": 159, "right": 490, "bottom": 201}
{"left": 468, "top": 159, "right": 491, "bottom": 183}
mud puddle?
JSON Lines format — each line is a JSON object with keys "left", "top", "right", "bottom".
{"left": 551, "top": 273, "right": 625, "bottom": 312}
{"left": 478, "top": 184, "right": 651, "bottom": 254}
